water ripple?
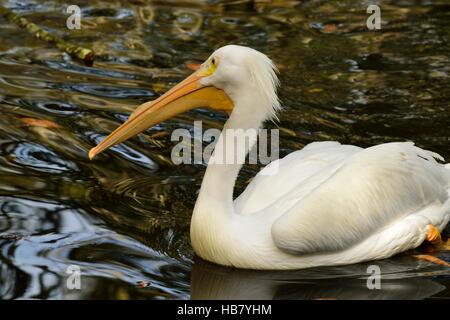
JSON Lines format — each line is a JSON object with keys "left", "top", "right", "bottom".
{"left": 2, "top": 142, "right": 79, "bottom": 174}
{"left": 0, "top": 0, "right": 450, "bottom": 300}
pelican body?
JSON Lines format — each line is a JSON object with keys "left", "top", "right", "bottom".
{"left": 89, "top": 45, "right": 450, "bottom": 270}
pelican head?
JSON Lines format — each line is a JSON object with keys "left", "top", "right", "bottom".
{"left": 89, "top": 45, "right": 280, "bottom": 159}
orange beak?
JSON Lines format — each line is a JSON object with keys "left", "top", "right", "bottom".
{"left": 88, "top": 72, "right": 233, "bottom": 160}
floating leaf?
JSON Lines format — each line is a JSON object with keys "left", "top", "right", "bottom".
{"left": 19, "top": 117, "right": 61, "bottom": 129}
{"left": 322, "top": 24, "right": 337, "bottom": 33}
{"left": 149, "top": 131, "right": 169, "bottom": 139}
{"left": 136, "top": 280, "right": 151, "bottom": 288}
{"left": 185, "top": 61, "right": 201, "bottom": 71}
{"left": 414, "top": 254, "right": 450, "bottom": 267}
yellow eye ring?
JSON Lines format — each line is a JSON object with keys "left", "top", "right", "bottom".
{"left": 198, "top": 57, "right": 218, "bottom": 77}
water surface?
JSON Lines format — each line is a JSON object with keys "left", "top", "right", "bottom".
{"left": 1, "top": 0, "right": 450, "bottom": 299}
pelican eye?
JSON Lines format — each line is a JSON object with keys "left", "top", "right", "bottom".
{"left": 198, "top": 57, "right": 218, "bottom": 77}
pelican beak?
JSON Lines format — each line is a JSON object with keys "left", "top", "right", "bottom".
{"left": 88, "top": 72, "right": 233, "bottom": 160}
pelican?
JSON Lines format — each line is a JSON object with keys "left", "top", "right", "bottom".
{"left": 89, "top": 45, "right": 450, "bottom": 270}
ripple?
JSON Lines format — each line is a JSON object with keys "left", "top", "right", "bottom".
{"left": 71, "top": 83, "right": 154, "bottom": 99}
{"left": 2, "top": 142, "right": 79, "bottom": 174}
{"left": 0, "top": 197, "right": 188, "bottom": 299}
{"left": 30, "top": 100, "right": 79, "bottom": 115}
{"left": 88, "top": 132, "right": 159, "bottom": 171}
{"left": 1, "top": 0, "right": 450, "bottom": 300}
{"left": 42, "top": 60, "right": 144, "bottom": 81}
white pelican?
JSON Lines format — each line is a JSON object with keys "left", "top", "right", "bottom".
{"left": 89, "top": 45, "right": 450, "bottom": 270}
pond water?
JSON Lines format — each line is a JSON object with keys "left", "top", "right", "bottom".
{"left": 1, "top": 0, "right": 450, "bottom": 299}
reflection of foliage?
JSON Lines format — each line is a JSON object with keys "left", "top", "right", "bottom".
{"left": 0, "top": 5, "right": 94, "bottom": 65}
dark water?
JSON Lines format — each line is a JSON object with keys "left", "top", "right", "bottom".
{"left": 1, "top": 0, "right": 450, "bottom": 299}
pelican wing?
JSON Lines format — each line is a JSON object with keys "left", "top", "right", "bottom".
{"left": 271, "top": 142, "right": 450, "bottom": 254}
{"left": 235, "top": 142, "right": 361, "bottom": 215}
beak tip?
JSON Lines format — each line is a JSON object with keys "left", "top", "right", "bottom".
{"left": 88, "top": 147, "right": 97, "bottom": 160}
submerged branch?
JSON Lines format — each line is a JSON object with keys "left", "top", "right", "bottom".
{"left": 0, "top": 5, "right": 94, "bottom": 65}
